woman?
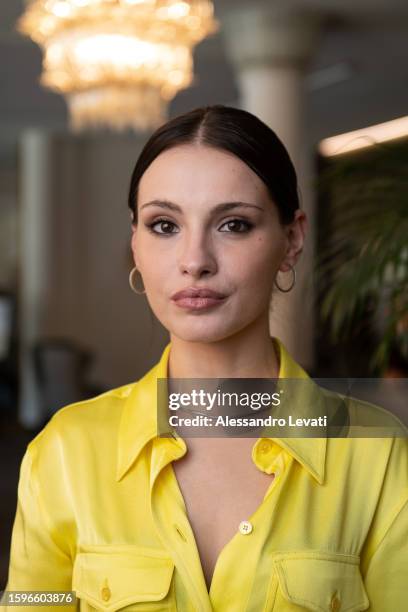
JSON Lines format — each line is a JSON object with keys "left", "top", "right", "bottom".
{"left": 4, "top": 105, "right": 407, "bottom": 611}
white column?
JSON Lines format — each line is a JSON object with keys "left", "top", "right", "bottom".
{"left": 222, "top": 6, "right": 322, "bottom": 369}
{"left": 18, "top": 130, "right": 53, "bottom": 428}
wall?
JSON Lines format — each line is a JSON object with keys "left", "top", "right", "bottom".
{"left": 27, "top": 132, "right": 169, "bottom": 394}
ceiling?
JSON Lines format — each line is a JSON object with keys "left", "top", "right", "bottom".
{"left": 0, "top": 0, "right": 407, "bottom": 163}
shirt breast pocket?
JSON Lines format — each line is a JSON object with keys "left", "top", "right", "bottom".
{"left": 72, "top": 545, "right": 176, "bottom": 612}
{"left": 265, "top": 552, "right": 370, "bottom": 612}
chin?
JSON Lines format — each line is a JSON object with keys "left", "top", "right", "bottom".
{"left": 167, "top": 319, "right": 251, "bottom": 345}
{"left": 169, "top": 328, "right": 228, "bottom": 344}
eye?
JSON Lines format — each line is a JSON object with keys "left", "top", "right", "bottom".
{"left": 145, "top": 217, "right": 254, "bottom": 236}
{"left": 146, "top": 218, "right": 179, "bottom": 235}
{"left": 219, "top": 219, "right": 254, "bottom": 233}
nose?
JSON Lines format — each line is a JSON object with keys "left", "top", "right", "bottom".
{"left": 177, "top": 231, "right": 217, "bottom": 279}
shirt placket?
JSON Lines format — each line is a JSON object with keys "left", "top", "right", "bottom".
{"left": 209, "top": 439, "right": 287, "bottom": 611}
{"left": 149, "top": 435, "right": 289, "bottom": 611}
{"left": 149, "top": 436, "right": 213, "bottom": 612}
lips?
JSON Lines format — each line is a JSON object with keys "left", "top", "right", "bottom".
{"left": 171, "top": 287, "right": 228, "bottom": 311}
{"left": 172, "top": 287, "right": 226, "bottom": 300}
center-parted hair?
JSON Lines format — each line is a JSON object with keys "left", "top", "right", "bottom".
{"left": 128, "top": 104, "right": 300, "bottom": 226}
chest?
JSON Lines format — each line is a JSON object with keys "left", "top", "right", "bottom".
{"left": 171, "top": 439, "right": 276, "bottom": 590}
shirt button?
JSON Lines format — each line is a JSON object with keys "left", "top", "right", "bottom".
{"left": 331, "top": 594, "right": 341, "bottom": 611}
{"left": 174, "top": 523, "right": 187, "bottom": 542}
{"left": 239, "top": 520, "right": 253, "bottom": 535}
{"left": 258, "top": 439, "right": 273, "bottom": 454}
{"left": 101, "top": 586, "right": 111, "bottom": 602}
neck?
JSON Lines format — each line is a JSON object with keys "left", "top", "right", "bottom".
{"left": 168, "top": 325, "right": 281, "bottom": 381}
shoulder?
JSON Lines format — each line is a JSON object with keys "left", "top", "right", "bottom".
{"left": 348, "top": 396, "right": 408, "bottom": 478}
{"left": 334, "top": 392, "right": 407, "bottom": 466}
{"left": 333, "top": 394, "right": 408, "bottom": 507}
{"left": 347, "top": 393, "right": 407, "bottom": 433}
{"left": 320, "top": 386, "right": 408, "bottom": 492}
{"left": 317, "top": 381, "right": 407, "bottom": 435}
{"left": 27, "top": 382, "right": 137, "bottom": 459}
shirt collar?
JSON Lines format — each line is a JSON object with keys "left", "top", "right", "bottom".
{"left": 116, "top": 338, "right": 327, "bottom": 485}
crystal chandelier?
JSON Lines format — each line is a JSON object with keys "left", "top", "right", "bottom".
{"left": 18, "top": 0, "right": 218, "bottom": 131}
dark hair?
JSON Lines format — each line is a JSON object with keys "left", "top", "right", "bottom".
{"left": 128, "top": 104, "right": 300, "bottom": 226}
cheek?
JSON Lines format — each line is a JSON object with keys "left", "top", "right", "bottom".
{"left": 136, "top": 235, "right": 168, "bottom": 274}
{"left": 229, "top": 239, "right": 281, "bottom": 282}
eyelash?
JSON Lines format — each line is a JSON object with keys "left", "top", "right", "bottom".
{"left": 145, "top": 217, "right": 254, "bottom": 236}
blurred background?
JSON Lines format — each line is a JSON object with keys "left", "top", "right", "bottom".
{"left": 0, "top": 0, "right": 407, "bottom": 586}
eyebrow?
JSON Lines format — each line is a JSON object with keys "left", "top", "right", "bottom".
{"left": 139, "top": 199, "right": 265, "bottom": 214}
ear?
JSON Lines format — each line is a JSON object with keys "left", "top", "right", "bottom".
{"left": 279, "top": 210, "right": 308, "bottom": 272}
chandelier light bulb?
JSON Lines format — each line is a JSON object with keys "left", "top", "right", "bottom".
{"left": 18, "top": 0, "right": 218, "bottom": 132}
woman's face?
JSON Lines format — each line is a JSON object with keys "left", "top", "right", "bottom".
{"left": 131, "top": 143, "right": 305, "bottom": 343}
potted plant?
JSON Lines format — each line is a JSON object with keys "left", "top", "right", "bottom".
{"left": 315, "top": 137, "right": 408, "bottom": 376}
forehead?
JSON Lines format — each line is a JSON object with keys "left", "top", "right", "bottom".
{"left": 138, "top": 143, "right": 271, "bottom": 208}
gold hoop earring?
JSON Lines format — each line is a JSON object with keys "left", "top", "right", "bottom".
{"left": 129, "top": 267, "right": 146, "bottom": 295}
{"left": 274, "top": 264, "right": 296, "bottom": 293}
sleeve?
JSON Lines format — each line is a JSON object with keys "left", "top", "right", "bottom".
{"left": 362, "top": 497, "right": 408, "bottom": 610}
{"left": 2, "top": 443, "right": 75, "bottom": 610}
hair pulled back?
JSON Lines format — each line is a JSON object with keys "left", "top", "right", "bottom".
{"left": 128, "top": 105, "right": 300, "bottom": 226}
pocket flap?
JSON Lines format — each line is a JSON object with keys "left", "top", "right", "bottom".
{"left": 273, "top": 553, "right": 370, "bottom": 612}
{"left": 73, "top": 546, "right": 175, "bottom": 612}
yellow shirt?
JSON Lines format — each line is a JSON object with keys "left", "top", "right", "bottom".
{"left": 3, "top": 337, "right": 408, "bottom": 611}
